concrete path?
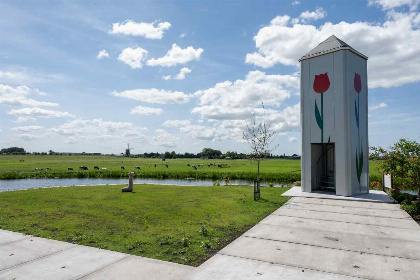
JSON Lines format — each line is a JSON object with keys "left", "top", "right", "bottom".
{"left": 0, "top": 229, "right": 193, "bottom": 280}
{"left": 186, "top": 195, "right": 420, "bottom": 280}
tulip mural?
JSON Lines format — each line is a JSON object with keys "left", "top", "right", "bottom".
{"left": 313, "top": 73, "right": 330, "bottom": 143}
{"left": 354, "top": 73, "right": 363, "bottom": 185}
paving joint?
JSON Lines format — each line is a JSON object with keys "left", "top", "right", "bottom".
{"left": 0, "top": 244, "right": 78, "bottom": 272}
{"left": 0, "top": 236, "right": 31, "bottom": 247}
{"left": 267, "top": 214, "right": 419, "bottom": 231}
{"left": 242, "top": 235, "right": 420, "bottom": 261}
{"left": 76, "top": 254, "right": 130, "bottom": 280}
{"left": 216, "top": 252, "right": 371, "bottom": 280}
{"left": 287, "top": 200, "right": 402, "bottom": 211}
{"left": 284, "top": 204, "right": 410, "bottom": 219}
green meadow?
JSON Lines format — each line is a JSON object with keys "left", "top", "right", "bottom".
{"left": 0, "top": 184, "right": 290, "bottom": 266}
{"left": 0, "top": 155, "right": 383, "bottom": 182}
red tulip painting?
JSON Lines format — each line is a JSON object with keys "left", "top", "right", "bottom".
{"left": 313, "top": 73, "right": 330, "bottom": 94}
{"left": 354, "top": 72, "right": 363, "bottom": 185}
{"left": 313, "top": 73, "right": 330, "bottom": 143}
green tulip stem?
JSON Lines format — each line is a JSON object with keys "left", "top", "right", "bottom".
{"left": 321, "top": 92, "right": 324, "bottom": 144}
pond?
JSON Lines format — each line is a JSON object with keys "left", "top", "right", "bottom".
{"left": 0, "top": 178, "right": 292, "bottom": 192}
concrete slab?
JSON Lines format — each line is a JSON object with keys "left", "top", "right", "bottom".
{"left": 273, "top": 207, "right": 419, "bottom": 229}
{"left": 261, "top": 214, "right": 420, "bottom": 242}
{"left": 245, "top": 223, "right": 420, "bottom": 260}
{"left": 82, "top": 255, "right": 194, "bottom": 280}
{"left": 185, "top": 254, "right": 364, "bottom": 280}
{"left": 220, "top": 236, "right": 420, "bottom": 280}
{"left": 0, "top": 237, "right": 74, "bottom": 271}
{"left": 0, "top": 245, "right": 127, "bottom": 280}
{"left": 290, "top": 196, "right": 401, "bottom": 210}
{"left": 281, "top": 201, "right": 411, "bottom": 219}
{"left": 0, "top": 229, "right": 28, "bottom": 245}
{"left": 282, "top": 187, "right": 395, "bottom": 203}
{"left": 0, "top": 229, "right": 194, "bottom": 280}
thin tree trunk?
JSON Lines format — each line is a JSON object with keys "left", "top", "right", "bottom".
{"left": 257, "top": 160, "right": 260, "bottom": 181}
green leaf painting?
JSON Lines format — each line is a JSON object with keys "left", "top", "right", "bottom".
{"left": 315, "top": 100, "right": 323, "bottom": 130}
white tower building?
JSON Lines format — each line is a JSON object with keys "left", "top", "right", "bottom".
{"left": 300, "top": 35, "right": 369, "bottom": 196}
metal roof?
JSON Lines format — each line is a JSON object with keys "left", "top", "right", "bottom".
{"left": 299, "top": 35, "right": 368, "bottom": 62}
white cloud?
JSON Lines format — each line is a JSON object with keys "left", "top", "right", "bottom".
{"left": 146, "top": 44, "right": 204, "bottom": 67}
{"left": 153, "top": 129, "right": 179, "bottom": 148}
{"left": 193, "top": 70, "right": 299, "bottom": 120}
{"left": 109, "top": 20, "right": 171, "bottom": 39}
{"left": 299, "top": 8, "right": 327, "bottom": 23}
{"left": 7, "top": 107, "right": 74, "bottom": 120}
{"left": 368, "top": 0, "right": 420, "bottom": 10}
{"left": 162, "top": 67, "right": 192, "bottom": 80}
{"left": 97, "top": 50, "right": 109, "bottom": 59}
{"left": 0, "top": 84, "right": 57, "bottom": 107}
{"left": 112, "top": 88, "right": 191, "bottom": 104}
{"left": 292, "top": 1, "right": 300, "bottom": 5}
{"left": 0, "top": 69, "right": 66, "bottom": 86}
{"left": 49, "top": 118, "right": 147, "bottom": 144}
{"left": 288, "top": 136, "right": 298, "bottom": 143}
{"left": 130, "top": 106, "right": 163, "bottom": 116}
{"left": 118, "top": 47, "right": 148, "bottom": 69}
{"left": 184, "top": 70, "right": 301, "bottom": 143}
{"left": 17, "top": 133, "right": 39, "bottom": 141}
{"left": 246, "top": 12, "right": 420, "bottom": 88}
{"left": 369, "top": 102, "right": 388, "bottom": 111}
{"left": 11, "top": 126, "right": 43, "bottom": 132}
{"left": 180, "top": 33, "right": 186, "bottom": 38}
{"left": 162, "top": 119, "right": 191, "bottom": 127}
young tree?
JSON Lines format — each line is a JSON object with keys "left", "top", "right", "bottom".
{"left": 243, "top": 102, "right": 279, "bottom": 200}
{"left": 371, "top": 139, "right": 420, "bottom": 202}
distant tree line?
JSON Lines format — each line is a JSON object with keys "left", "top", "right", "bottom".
{"left": 0, "top": 147, "right": 27, "bottom": 155}
{"left": 0, "top": 146, "right": 300, "bottom": 159}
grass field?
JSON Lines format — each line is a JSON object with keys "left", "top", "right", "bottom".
{"left": 0, "top": 184, "right": 290, "bottom": 266}
{"left": 0, "top": 155, "right": 383, "bottom": 182}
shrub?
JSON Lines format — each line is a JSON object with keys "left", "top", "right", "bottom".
{"left": 401, "top": 201, "right": 420, "bottom": 216}
{"left": 199, "top": 224, "right": 208, "bottom": 237}
{"left": 369, "top": 181, "right": 381, "bottom": 190}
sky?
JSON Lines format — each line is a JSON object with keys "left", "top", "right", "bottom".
{"left": 0, "top": 0, "right": 419, "bottom": 155}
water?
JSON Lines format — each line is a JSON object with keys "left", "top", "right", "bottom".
{"left": 0, "top": 178, "right": 291, "bottom": 192}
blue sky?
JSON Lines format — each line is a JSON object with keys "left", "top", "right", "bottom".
{"left": 0, "top": 0, "right": 419, "bottom": 154}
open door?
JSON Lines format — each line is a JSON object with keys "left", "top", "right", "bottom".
{"left": 311, "top": 143, "right": 335, "bottom": 193}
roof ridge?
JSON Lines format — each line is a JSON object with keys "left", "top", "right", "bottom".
{"left": 299, "top": 35, "right": 367, "bottom": 61}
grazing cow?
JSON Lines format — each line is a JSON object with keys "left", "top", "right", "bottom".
{"left": 192, "top": 165, "right": 197, "bottom": 170}
{"left": 68, "top": 167, "right": 73, "bottom": 171}
{"left": 217, "top": 164, "right": 222, "bottom": 168}
{"left": 165, "top": 164, "right": 169, "bottom": 168}
{"left": 135, "top": 166, "right": 141, "bottom": 170}
{"left": 94, "top": 166, "right": 99, "bottom": 170}
{"left": 79, "top": 166, "right": 88, "bottom": 171}
{"left": 101, "top": 168, "right": 107, "bottom": 171}
{"left": 154, "top": 164, "right": 156, "bottom": 168}
{"left": 45, "top": 168, "right": 51, "bottom": 171}
{"left": 187, "top": 163, "right": 190, "bottom": 167}
{"left": 208, "top": 164, "right": 211, "bottom": 167}
{"left": 121, "top": 166, "right": 125, "bottom": 170}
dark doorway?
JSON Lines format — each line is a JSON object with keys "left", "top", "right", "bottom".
{"left": 311, "top": 143, "right": 335, "bottom": 193}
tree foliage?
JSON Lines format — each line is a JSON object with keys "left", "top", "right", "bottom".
{"left": 371, "top": 138, "right": 420, "bottom": 201}
{"left": 243, "top": 102, "right": 279, "bottom": 180}
{"left": 0, "top": 147, "right": 26, "bottom": 155}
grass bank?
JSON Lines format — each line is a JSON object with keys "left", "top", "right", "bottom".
{"left": 0, "top": 155, "right": 383, "bottom": 182}
{"left": 0, "top": 184, "right": 290, "bottom": 266}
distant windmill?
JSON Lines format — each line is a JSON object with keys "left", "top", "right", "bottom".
{"left": 125, "top": 143, "right": 133, "bottom": 157}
